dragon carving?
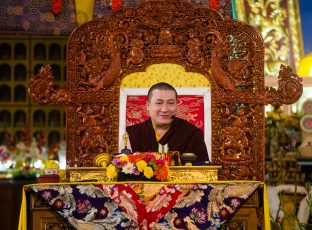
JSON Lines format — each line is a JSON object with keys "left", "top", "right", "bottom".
{"left": 78, "top": 33, "right": 121, "bottom": 90}
{"left": 211, "top": 37, "right": 253, "bottom": 90}
{"left": 28, "top": 65, "right": 70, "bottom": 105}
{"left": 265, "top": 65, "right": 303, "bottom": 106}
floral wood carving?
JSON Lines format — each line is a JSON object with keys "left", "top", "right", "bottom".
{"left": 28, "top": 0, "right": 303, "bottom": 180}
{"left": 220, "top": 104, "right": 256, "bottom": 179}
{"left": 265, "top": 65, "right": 303, "bottom": 106}
{"left": 28, "top": 65, "right": 71, "bottom": 105}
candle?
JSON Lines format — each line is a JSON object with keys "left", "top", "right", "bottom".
{"left": 164, "top": 144, "right": 168, "bottom": 153}
{"left": 158, "top": 143, "right": 162, "bottom": 153}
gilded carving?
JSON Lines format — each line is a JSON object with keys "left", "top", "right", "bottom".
{"left": 235, "top": 0, "right": 304, "bottom": 75}
{"left": 45, "top": 223, "right": 74, "bottom": 230}
{"left": 67, "top": 167, "right": 108, "bottom": 182}
{"left": 67, "top": 166, "right": 221, "bottom": 183}
{"left": 221, "top": 221, "right": 243, "bottom": 230}
{"left": 168, "top": 168, "right": 220, "bottom": 182}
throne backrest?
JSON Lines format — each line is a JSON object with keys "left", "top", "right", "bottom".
{"left": 28, "top": 0, "right": 303, "bottom": 181}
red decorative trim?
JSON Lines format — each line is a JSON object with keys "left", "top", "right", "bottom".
{"left": 112, "top": 0, "right": 122, "bottom": 12}
{"left": 52, "top": 0, "right": 62, "bottom": 15}
{"left": 209, "top": 0, "right": 219, "bottom": 11}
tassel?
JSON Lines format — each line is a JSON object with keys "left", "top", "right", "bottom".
{"left": 112, "top": 0, "right": 122, "bottom": 12}
{"left": 52, "top": 0, "right": 62, "bottom": 15}
{"left": 209, "top": 0, "right": 219, "bottom": 11}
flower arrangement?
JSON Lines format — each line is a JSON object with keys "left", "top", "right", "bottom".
{"left": 0, "top": 128, "right": 66, "bottom": 180}
{"left": 265, "top": 107, "right": 301, "bottom": 135}
{"left": 43, "top": 160, "right": 59, "bottom": 175}
{"left": 265, "top": 106, "right": 302, "bottom": 156}
{"left": 106, "top": 153, "right": 169, "bottom": 181}
{"left": 44, "top": 160, "right": 59, "bottom": 169}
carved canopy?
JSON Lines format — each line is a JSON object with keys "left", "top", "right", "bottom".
{"left": 28, "top": 0, "right": 302, "bottom": 180}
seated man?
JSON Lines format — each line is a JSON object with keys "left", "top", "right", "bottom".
{"left": 126, "top": 82, "right": 209, "bottom": 164}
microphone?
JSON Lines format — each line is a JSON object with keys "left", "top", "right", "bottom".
{"left": 171, "top": 115, "right": 176, "bottom": 120}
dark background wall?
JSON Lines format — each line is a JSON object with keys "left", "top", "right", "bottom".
{"left": 299, "top": 0, "right": 312, "bottom": 54}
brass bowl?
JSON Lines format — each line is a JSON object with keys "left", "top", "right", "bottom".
{"left": 180, "top": 152, "right": 197, "bottom": 166}
{"left": 93, "top": 153, "right": 113, "bottom": 167}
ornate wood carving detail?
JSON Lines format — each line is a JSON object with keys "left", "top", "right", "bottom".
{"left": 265, "top": 64, "right": 303, "bottom": 106}
{"left": 221, "top": 221, "right": 243, "bottom": 230}
{"left": 28, "top": 65, "right": 71, "bottom": 105}
{"left": 28, "top": 0, "right": 303, "bottom": 180}
{"left": 77, "top": 32, "right": 121, "bottom": 91}
{"left": 45, "top": 223, "right": 74, "bottom": 230}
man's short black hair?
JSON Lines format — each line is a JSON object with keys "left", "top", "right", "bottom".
{"left": 147, "top": 82, "right": 178, "bottom": 102}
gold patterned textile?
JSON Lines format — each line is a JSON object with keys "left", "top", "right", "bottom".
{"left": 121, "top": 63, "right": 210, "bottom": 88}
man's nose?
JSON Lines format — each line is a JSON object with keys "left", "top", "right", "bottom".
{"left": 160, "top": 104, "right": 169, "bottom": 112}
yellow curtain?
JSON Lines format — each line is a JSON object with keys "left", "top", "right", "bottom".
{"left": 75, "top": 0, "right": 95, "bottom": 26}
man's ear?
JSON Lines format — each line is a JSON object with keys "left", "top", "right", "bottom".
{"left": 146, "top": 101, "right": 150, "bottom": 112}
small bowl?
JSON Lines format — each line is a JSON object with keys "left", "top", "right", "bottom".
{"left": 180, "top": 153, "right": 197, "bottom": 166}
{"left": 93, "top": 153, "right": 113, "bottom": 167}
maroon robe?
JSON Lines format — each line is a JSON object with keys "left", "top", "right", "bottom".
{"left": 126, "top": 117, "right": 209, "bottom": 163}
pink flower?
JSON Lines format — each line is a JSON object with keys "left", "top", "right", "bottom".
{"left": 97, "top": 207, "right": 109, "bottom": 219}
{"left": 145, "top": 153, "right": 157, "bottom": 162}
{"left": 173, "top": 217, "right": 186, "bottom": 229}
{"left": 132, "top": 168, "right": 140, "bottom": 175}
{"left": 112, "top": 158, "right": 120, "bottom": 165}
{"left": 76, "top": 199, "right": 92, "bottom": 214}
{"left": 230, "top": 198, "right": 241, "bottom": 208}
{"left": 53, "top": 198, "right": 64, "bottom": 210}
{"left": 114, "top": 197, "right": 121, "bottom": 204}
{"left": 219, "top": 207, "right": 230, "bottom": 219}
{"left": 159, "top": 187, "right": 166, "bottom": 195}
{"left": 41, "top": 190, "right": 52, "bottom": 201}
{"left": 190, "top": 207, "right": 206, "bottom": 224}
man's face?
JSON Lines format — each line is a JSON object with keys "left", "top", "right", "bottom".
{"left": 147, "top": 89, "right": 177, "bottom": 127}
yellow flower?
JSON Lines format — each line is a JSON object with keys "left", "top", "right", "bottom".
{"left": 106, "top": 164, "right": 118, "bottom": 179}
{"left": 280, "top": 113, "right": 286, "bottom": 119}
{"left": 44, "top": 160, "right": 59, "bottom": 169}
{"left": 272, "top": 113, "right": 280, "bottom": 120}
{"left": 120, "top": 155, "right": 129, "bottom": 161}
{"left": 276, "top": 107, "right": 283, "bottom": 113}
{"left": 266, "top": 111, "right": 272, "bottom": 117}
{"left": 136, "top": 160, "right": 147, "bottom": 172}
{"left": 143, "top": 166, "right": 154, "bottom": 179}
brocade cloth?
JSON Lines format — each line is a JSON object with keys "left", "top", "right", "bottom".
{"left": 27, "top": 182, "right": 259, "bottom": 229}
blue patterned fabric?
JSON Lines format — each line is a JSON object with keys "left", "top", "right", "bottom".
{"left": 0, "top": 0, "right": 232, "bottom": 35}
{"left": 0, "top": 0, "right": 77, "bottom": 35}
{"left": 30, "top": 182, "right": 259, "bottom": 229}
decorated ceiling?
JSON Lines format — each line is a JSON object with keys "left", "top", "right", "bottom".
{"left": 0, "top": 0, "right": 232, "bottom": 35}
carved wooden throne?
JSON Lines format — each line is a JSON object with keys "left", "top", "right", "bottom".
{"left": 28, "top": 0, "right": 302, "bottom": 181}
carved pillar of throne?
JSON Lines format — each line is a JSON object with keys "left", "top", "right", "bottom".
{"left": 28, "top": 0, "right": 303, "bottom": 182}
